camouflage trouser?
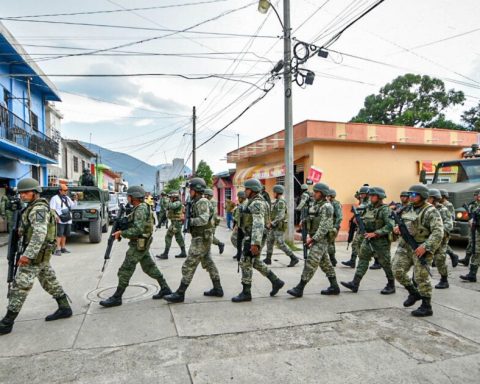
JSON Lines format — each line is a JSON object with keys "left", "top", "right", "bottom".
{"left": 351, "top": 231, "right": 364, "bottom": 259}
{"left": 434, "top": 236, "right": 449, "bottom": 278}
{"left": 240, "top": 238, "right": 272, "bottom": 285}
{"left": 231, "top": 227, "right": 238, "bottom": 248}
{"left": 5, "top": 210, "right": 13, "bottom": 233}
{"left": 472, "top": 228, "right": 480, "bottom": 267}
{"left": 392, "top": 243, "right": 433, "bottom": 298}
{"left": 181, "top": 235, "right": 220, "bottom": 285}
{"left": 8, "top": 261, "right": 66, "bottom": 313}
{"left": 212, "top": 226, "right": 222, "bottom": 246}
{"left": 301, "top": 240, "right": 336, "bottom": 283}
{"left": 165, "top": 220, "right": 185, "bottom": 248}
{"left": 266, "top": 229, "right": 295, "bottom": 258}
{"left": 118, "top": 244, "right": 166, "bottom": 289}
{"left": 327, "top": 229, "right": 339, "bottom": 258}
{"left": 356, "top": 237, "right": 393, "bottom": 280}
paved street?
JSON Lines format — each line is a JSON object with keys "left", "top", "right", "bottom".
{"left": 0, "top": 225, "right": 479, "bottom": 384}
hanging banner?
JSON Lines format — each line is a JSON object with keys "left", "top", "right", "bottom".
{"left": 307, "top": 166, "right": 323, "bottom": 183}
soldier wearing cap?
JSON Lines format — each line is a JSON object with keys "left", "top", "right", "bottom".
{"left": 439, "top": 189, "right": 459, "bottom": 267}
{"left": 100, "top": 186, "right": 171, "bottom": 307}
{"left": 287, "top": 182, "right": 340, "bottom": 298}
{"left": 460, "top": 189, "right": 480, "bottom": 282}
{"left": 341, "top": 187, "right": 396, "bottom": 295}
{"left": 0, "top": 178, "right": 72, "bottom": 335}
{"left": 392, "top": 184, "right": 444, "bottom": 317}
{"left": 204, "top": 188, "right": 225, "bottom": 255}
{"left": 327, "top": 189, "right": 342, "bottom": 267}
{"left": 231, "top": 190, "right": 248, "bottom": 259}
{"left": 164, "top": 178, "right": 224, "bottom": 303}
{"left": 232, "top": 178, "right": 285, "bottom": 302}
{"left": 156, "top": 192, "right": 186, "bottom": 259}
{"left": 264, "top": 185, "right": 299, "bottom": 267}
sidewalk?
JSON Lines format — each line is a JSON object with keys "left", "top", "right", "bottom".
{"left": 0, "top": 232, "right": 7, "bottom": 247}
{"left": 0, "top": 225, "right": 478, "bottom": 383}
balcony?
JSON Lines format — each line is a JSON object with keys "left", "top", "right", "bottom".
{"left": 0, "top": 104, "right": 59, "bottom": 161}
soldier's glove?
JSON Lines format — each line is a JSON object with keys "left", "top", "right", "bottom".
{"left": 17, "top": 256, "right": 31, "bottom": 267}
{"left": 250, "top": 245, "right": 260, "bottom": 256}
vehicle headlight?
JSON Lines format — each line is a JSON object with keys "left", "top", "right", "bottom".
{"left": 89, "top": 209, "right": 97, "bottom": 214}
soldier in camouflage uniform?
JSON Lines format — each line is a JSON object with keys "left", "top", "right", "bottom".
{"left": 100, "top": 186, "right": 171, "bottom": 307}
{"left": 164, "top": 178, "right": 224, "bottom": 303}
{"left": 327, "top": 189, "right": 343, "bottom": 267}
{"left": 0, "top": 186, "right": 16, "bottom": 233}
{"left": 427, "top": 189, "right": 453, "bottom": 289}
{"left": 231, "top": 190, "right": 247, "bottom": 259}
{"left": 0, "top": 178, "right": 72, "bottom": 335}
{"left": 459, "top": 190, "right": 480, "bottom": 266}
{"left": 264, "top": 185, "right": 299, "bottom": 267}
{"left": 287, "top": 182, "right": 340, "bottom": 298}
{"left": 460, "top": 189, "right": 480, "bottom": 282}
{"left": 232, "top": 179, "right": 284, "bottom": 302}
{"left": 392, "top": 184, "right": 444, "bottom": 317}
{"left": 204, "top": 189, "right": 225, "bottom": 255}
{"left": 341, "top": 187, "right": 396, "bottom": 295}
{"left": 159, "top": 192, "right": 170, "bottom": 228}
{"left": 439, "top": 189, "right": 459, "bottom": 267}
{"left": 296, "top": 184, "right": 311, "bottom": 212}
{"left": 156, "top": 192, "right": 186, "bottom": 259}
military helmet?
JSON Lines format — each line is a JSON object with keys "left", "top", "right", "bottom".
{"left": 313, "top": 182, "right": 330, "bottom": 196}
{"left": 408, "top": 184, "right": 429, "bottom": 199}
{"left": 369, "top": 187, "right": 386, "bottom": 199}
{"left": 328, "top": 189, "right": 336, "bottom": 197}
{"left": 244, "top": 178, "right": 263, "bottom": 193}
{"left": 17, "top": 178, "right": 42, "bottom": 193}
{"left": 439, "top": 189, "right": 449, "bottom": 198}
{"left": 189, "top": 177, "right": 207, "bottom": 192}
{"left": 474, "top": 189, "right": 480, "bottom": 197}
{"left": 428, "top": 188, "right": 442, "bottom": 199}
{"left": 161, "top": 191, "right": 167, "bottom": 196}
{"left": 169, "top": 192, "right": 179, "bottom": 198}
{"left": 237, "top": 190, "right": 246, "bottom": 199}
{"left": 301, "top": 184, "right": 308, "bottom": 191}
{"left": 400, "top": 191, "right": 410, "bottom": 197}
{"left": 273, "top": 185, "right": 284, "bottom": 194}
{"left": 127, "top": 185, "right": 145, "bottom": 199}
{"left": 203, "top": 188, "right": 214, "bottom": 197}
{"left": 358, "top": 185, "right": 369, "bottom": 194}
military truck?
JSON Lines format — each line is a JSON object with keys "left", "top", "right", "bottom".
{"left": 41, "top": 186, "right": 109, "bottom": 243}
{"left": 427, "top": 145, "right": 480, "bottom": 239}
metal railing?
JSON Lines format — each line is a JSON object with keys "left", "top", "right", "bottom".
{"left": 0, "top": 104, "right": 58, "bottom": 160}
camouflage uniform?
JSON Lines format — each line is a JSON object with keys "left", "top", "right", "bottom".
{"left": 8, "top": 198, "right": 66, "bottom": 313}
{"left": 117, "top": 203, "right": 168, "bottom": 289}
{"left": 208, "top": 199, "right": 222, "bottom": 246}
{"left": 160, "top": 196, "right": 169, "bottom": 226}
{"left": 296, "top": 191, "right": 311, "bottom": 211}
{"left": 350, "top": 199, "right": 369, "bottom": 261}
{"left": 328, "top": 198, "right": 343, "bottom": 262}
{"left": 433, "top": 203, "right": 453, "bottom": 280}
{"left": 464, "top": 200, "right": 480, "bottom": 261}
{"left": 164, "top": 200, "right": 185, "bottom": 249}
{"left": 392, "top": 203, "right": 444, "bottom": 299}
{"left": 231, "top": 199, "right": 248, "bottom": 249}
{"left": 0, "top": 194, "right": 15, "bottom": 233}
{"left": 265, "top": 196, "right": 298, "bottom": 264}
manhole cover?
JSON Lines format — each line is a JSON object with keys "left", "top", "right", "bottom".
{"left": 87, "top": 283, "right": 158, "bottom": 303}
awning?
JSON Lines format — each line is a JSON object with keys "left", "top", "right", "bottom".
{"left": 233, "top": 165, "right": 260, "bottom": 186}
{"left": 252, "top": 163, "right": 285, "bottom": 180}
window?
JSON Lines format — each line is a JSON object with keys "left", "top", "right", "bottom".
{"left": 225, "top": 188, "right": 232, "bottom": 201}
{"left": 82, "top": 160, "right": 85, "bottom": 171}
{"left": 31, "top": 112, "right": 38, "bottom": 131}
{"left": 73, "top": 156, "right": 79, "bottom": 173}
{"left": 275, "top": 176, "right": 285, "bottom": 185}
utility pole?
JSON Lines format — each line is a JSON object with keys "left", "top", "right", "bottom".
{"left": 283, "top": 0, "right": 294, "bottom": 241}
{"left": 192, "top": 106, "right": 196, "bottom": 176}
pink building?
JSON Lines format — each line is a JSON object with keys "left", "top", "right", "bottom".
{"left": 212, "top": 169, "right": 236, "bottom": 218}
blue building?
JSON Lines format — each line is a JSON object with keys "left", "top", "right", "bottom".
{"left": 0, "top": 22, "right": 61, "bottom": 188}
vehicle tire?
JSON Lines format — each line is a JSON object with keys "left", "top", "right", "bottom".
{"left": 89, "top": 220, "right": 102, "bottom": 243}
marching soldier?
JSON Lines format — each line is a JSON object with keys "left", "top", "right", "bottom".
{"left": 296, "top": 184, "right": 311, "bottom": 212}
{"left": 460, "top": 190, "right": 480, "bottom": 266}
{"left": 287, "top": 182, "right": 340, "bottom": 298}
{"left": 341, "top": 187, "right": 396, "bottom": 295}
{"left": 156, "top": 192, "right": 186, "bottom": 259}
{"left": 0, "top": 178, "right": 72, "bottom": 335}
{"left": 204, "top": 188, "right": 225, "bottom": 255}
{"left": 100, "top": 186, "right": 171, "bottom": 307}
{"left": 0, "top": 185, "right": 16, "bottom": 233}
{"left": 327, "top": 189, "right": 343, "bottom": 267}
{"left": 428, "top": 189, "right": 453, "bottom": 289}
{"left": 392, "top": 184, "right": 444, "bottom": 317}
{"left": 164, "top": 178, "right": 223, "bottom": 303}
{"left": 264, "top": 185, "right": 299, "bottom": 267}
{"left": 160, "top": 191, "right": 169, "bottom": 228}
{"left": 232, "top": 178, "right": 284, "bottom": 302}
{"left": 439, "top": 189, "right": 459, "bottom": 267}
{"left": 231, "top": 190, "right": 248, "bottom": 259}
{"left": 460, "top": 189, "right": 480, "bottom": 283}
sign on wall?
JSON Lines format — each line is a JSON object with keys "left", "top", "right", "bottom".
{"left": 307, "top": 166, "right": 323, "bottom": 183}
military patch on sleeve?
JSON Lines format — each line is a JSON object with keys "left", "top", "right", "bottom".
{"left": 35, "top": 209, "right": 47, "bottom": 222}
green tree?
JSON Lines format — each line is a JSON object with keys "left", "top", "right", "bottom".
{"left": 461, "top": 102, "right": 480, "bottom": 131}
{"left": 195, "top": 160, "right": 214, "bottom": 187}
{"left": 164, "top": 177, "right": 183, "bottom": 193}
{"left": 351, "top": 73, "right": 465, "bottom": 128}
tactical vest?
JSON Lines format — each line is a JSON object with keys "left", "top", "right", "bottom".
{"left": 272, "top": 198, "right": 288, "bottom": 231}
{"left": 401, "top": 203, "right": 435, "bottom": 243}
{"left": 190, "top": 197, "right": 213, "bottom": 237}
{"left": 243, "top": 194, "right": 266, "bottom": 234}
{"left": 167, "top": 201, "right": 183, "bottom": 220}
{"left": 127, "top": 202, "right": 154, "bottom": 238}
{"left": 363, "top": 203, "right": 387, "bottom": 233}
{"left": 21, "top": 198, "right": 57, "bottom": 263}
{"left": 307, "top": 200, "right": 327, "bottom": 236}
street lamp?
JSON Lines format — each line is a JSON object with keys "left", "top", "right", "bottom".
{"left": 258, "top": 0, "right": 270, "bottom": 14}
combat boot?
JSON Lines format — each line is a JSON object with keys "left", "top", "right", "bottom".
{"left": 287, "top": 280, "right": 307, "bottom": 298}
{"left": 99, "top": 287, "right": 125, "bottom": 308}
{"left": 435, "top": 275, "right": 449, "bottom": 289}
{"left": 152, "top": 278, "right": 172, "bottom": 300}
{"left": 403, "top": 285, "right": 421, "bottom": 307}
{"left": 369, "top": 258, "right": 381, "bottom": 270}
{"left": 164, "top": 282, "right": 189, "bottom": 303}
{"left": 458, "top": 253, "right": 471, "bottom": 266}
{"left": 329, "top": 254, "right": 337, "bottom": 267}
{"left": 46, "top": 295, "right": 73, "bottom": 321}
{"left": 218, "top": 242, "right": 225, "bottom": 255}
{"left": 175, "top": 247, "right": 187, "bottom": 258}
{"left": 321, "top": 277, "right": 340, "bottom": 295}
{"left": 342, "top": 253, "right": 356, "bottom": 268}
{"left": 232, "top": 284, "right": 252, "bottom": 302}
{"left": 447, "top": 250, "right": 459, "bottom": 268}
{"left": 267, "top": 271, "right": 284, "bottom": 297}
{"left": 0, "top": 310, "right": 18, "bottom": 335}
{"left": 411, "top": 297, "right": 433, "bottom": 317}
{"left": 380, "top": 279, "right": 396, "bottom": 295}
{"left": 156, "top": 248, "right": 169, "bottom": 259}
{"left": 341, "top": 275, "right": 361, "bottom": 293}
{"left": 460, "top": 265, "right": 478, "bottom": 282}
{"left": 204, "top": 279, "right": 224, "bottom": 297}
{"left": 287, "top": 256, "right": 299, "bottom": 267}
{"left": 263, "top": 253, "right": 272, "bottom": 265}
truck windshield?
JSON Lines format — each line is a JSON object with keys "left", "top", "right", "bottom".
{"left": 434, "top": 161, "right": 480, "bottom": 183}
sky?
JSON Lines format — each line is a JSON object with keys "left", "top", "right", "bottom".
{"left": 2, "top": 0, "right": 480, "bottom": 173}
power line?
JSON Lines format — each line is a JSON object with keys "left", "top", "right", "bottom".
{"left": 293, "top": 0, "right": 331, "bottom": 34}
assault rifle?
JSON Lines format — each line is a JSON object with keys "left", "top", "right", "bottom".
{"left": 236, "top": 205, "right": 247, "bottom": 272}
{"left": 346, "top": 217, "right": 357, "bottom": 250}
{"left": 183, "top": 198, "right": 192, "bottom": 234}
{"left": 102, "top": 204, "right": 128, "bottom": 272}
{"left": 300, "top": 206, "right": 308, "bottom": 261}
{"left": 6, "top": 198, "right": 23, "bottom": 297}
{"left": 389, "top": 209, "right": 432, "bottom": 276}
{"left": 351, "top": 206, "right": 375, "bottom": 252}
{"left": 463, "top": 203, "right": 479, "bottom": 257}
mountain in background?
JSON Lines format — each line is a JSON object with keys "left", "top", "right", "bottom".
{"left": 80, "top": 142, "right": 190, "bottom": 191}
